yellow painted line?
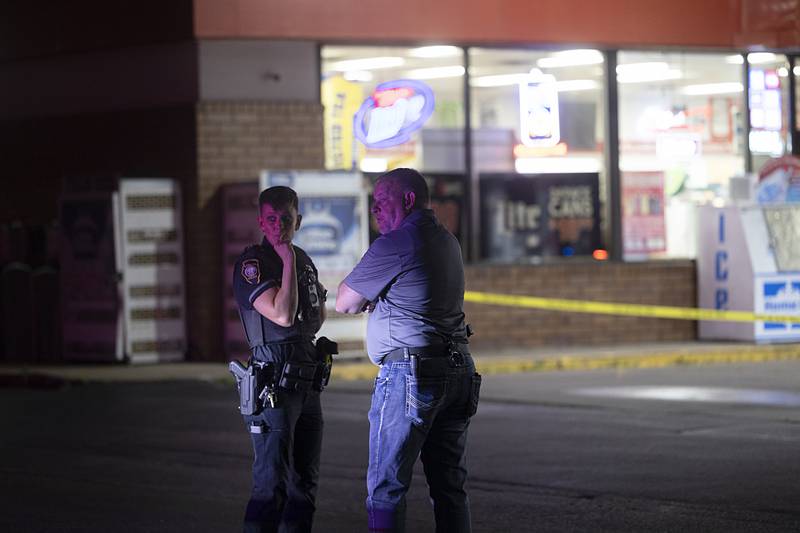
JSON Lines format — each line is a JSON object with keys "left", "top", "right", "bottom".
{"left": 465, "top": 290, "right": 800, "bottom": 324}
{"left": 473, "top": 345, "right": 800, "bottom": 374}
{"left": 330, "top": 344, "right": 800, "bottom": 381}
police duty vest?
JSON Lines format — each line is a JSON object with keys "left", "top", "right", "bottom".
{"left": 233, "top": 241, "right": 324, "bottom": 348}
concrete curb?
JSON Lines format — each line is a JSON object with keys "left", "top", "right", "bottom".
{"left": 1, "top": 344, "right": 799, "bottom": 386}
{"left": 331, "top": 344, "right": 800, "bottom": 381}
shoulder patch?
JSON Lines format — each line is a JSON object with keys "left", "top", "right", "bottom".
{"left": 241, "top": 259, "right": 261, "bottom": 285}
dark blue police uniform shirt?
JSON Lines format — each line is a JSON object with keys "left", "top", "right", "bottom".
{"left": 233, "top": 238, "right": 324, "bottom": 343}
{"left": 344, "top": 209, "right": 467, "bottom": 364}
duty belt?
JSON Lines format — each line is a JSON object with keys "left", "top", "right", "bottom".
{"left": 381, "top": 344, "right": 471, "bottom": 376}
{"left": 382, "top": 343, "right": 469, "bottom": 361}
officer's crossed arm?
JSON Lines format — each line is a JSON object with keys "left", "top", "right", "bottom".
{"left": 335, "top": 281, "right": 370, "bottom": 314}
{"left": 253, "top": 244, "right": 298, "bottom": 326}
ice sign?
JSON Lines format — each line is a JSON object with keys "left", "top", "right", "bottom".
{"left": 519, "top": 70, "right": 560, "bottom": 147}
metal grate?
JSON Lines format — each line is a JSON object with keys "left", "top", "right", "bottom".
{"left": 128, "top": 253, "right": 180, "bottom": 266}
{"left": 127, "top": 229, "right": 178, "bottom": 243}
{"left": 126, "top": 195, "right": 176, "bottom": 210}
{"left": 129, "top": 285, "right": 182, "bottom": 298}
{"left": 130, "top": 307, "right": 182, "bottom": 320}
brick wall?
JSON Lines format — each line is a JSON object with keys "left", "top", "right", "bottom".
{"left": 464, "top": 260, "right": 697, "bottom": 350}
{"left": 188, "top": 101, "right": 324, "bottom": 360}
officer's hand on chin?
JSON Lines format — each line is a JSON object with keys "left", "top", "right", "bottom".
{"left": 272, "top": 240, "right": 295, "bottom": 262}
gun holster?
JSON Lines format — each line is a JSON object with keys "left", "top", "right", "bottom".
{"left": 314, "top": 336, "right": 338, "bottom": 391}
{"left": 229, "top": 360, "right": 276, "bottom": 415}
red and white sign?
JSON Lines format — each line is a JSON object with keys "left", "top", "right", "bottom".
{"left": 622, "top": 171, "right": 666, "bottom": 256}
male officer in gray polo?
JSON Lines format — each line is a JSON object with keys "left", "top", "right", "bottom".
{"left": 336, "top": 168, "right": 481, "bottom": 533}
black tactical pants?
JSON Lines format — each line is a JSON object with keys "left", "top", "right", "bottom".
{"left": 242, "top": 342, "right": 324, "bottom": 533}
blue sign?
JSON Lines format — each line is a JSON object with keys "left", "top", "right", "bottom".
{"left": 353, "top": 79, "right": 435, "bottom": 149}
{"left": 714, "top": 213, "right": 729, "bottom": 310}
{"left": 295, "top": 196, "right": 358, "bottom": 257}
{"left": 762, "top": 281, "right": 800, "bottom": 330}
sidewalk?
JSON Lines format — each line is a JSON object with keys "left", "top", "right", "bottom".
{"left": 2, "top": 341, "right": 799, "bottom": 386}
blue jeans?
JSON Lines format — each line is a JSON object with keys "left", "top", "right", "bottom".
{"left": 242, "top": 342, "right": 324, "bottom": 533}
{"left": 366, "top": 356, "right": 481, "bottom": 533}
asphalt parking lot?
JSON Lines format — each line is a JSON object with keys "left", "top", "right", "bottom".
{"left": 2, "top": 355, "right": 799, "bottom": 532}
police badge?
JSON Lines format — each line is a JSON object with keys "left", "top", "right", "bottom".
{"left": 242, "top": 259, "right": 260, "bottom": 284}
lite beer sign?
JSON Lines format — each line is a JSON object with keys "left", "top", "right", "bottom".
{"left": 354, "top": 79, "right": 435, "bottom": 149}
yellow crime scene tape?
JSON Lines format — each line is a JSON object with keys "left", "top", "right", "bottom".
{"left": 329, "top": 290, "right": 800, "bottom": 381}
{"left": 464, "top": 291, "right": 800, "bottom": 324}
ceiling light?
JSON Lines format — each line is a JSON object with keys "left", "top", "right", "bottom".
{"left": 617, "top": 62, "right": 668, "bottom": 74}
{"left": 555, "top": 79, "right": 599, "bottom": 92}
{"left": 470, "top": 73, "right": 529, "bottom": 87}
{"left": 777, "top": 67, "right": 789, "bottom": 77}
{"left": 328, "top": 56, "right": 405, "bottom": 71}
{"left": 537, "top": 49, "right": 604, "bottom": 68}
{"left": 343, "top": 70, "right": 373, "bottom": 82}
{"left": 409, "top": 45, "right": 461, "bottom": 58}
{"left": 616, "top": 62, "right": 682, "bottom": 83}
{"left": 515, "top": 156, "right": 601, "bottom": 174}
{"left": 681, "top": 82, "right": 743, "bottom": 95}
{"left": 405, "top": 65, "right": 465, "bottom": 80}
{"left": 747, "top": 52, "right": 778, "bottom": 64}
{"left": 725, "top": 55, "right": 744, "bottom": 64}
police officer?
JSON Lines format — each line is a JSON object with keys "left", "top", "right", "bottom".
{"left": 336, "top": 168, "right": 481, "bottom": 533}
{"left": 232, "top": 186, "right": 327, "bottom": 533}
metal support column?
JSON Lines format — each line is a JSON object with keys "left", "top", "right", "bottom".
{"left": 789, "top": 56, "right": 798, "bottom": 155}
{"left": 463, "top": 46, "right": 478, "bottom": 262}
{"left": 603, "top": 50, "right": 622, "bottom": 261}
{"left": 744, "top": 55, "right": 753, "bottom": 173}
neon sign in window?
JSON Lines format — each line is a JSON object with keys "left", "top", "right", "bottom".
{"left": 519, "top": 70, "right": 560, "bottom": 147}
{"left": 353, "top": 79, "right": 435, "bottom": 149}
{"left": 749, "top": 68, "right": 783, "bottom": 155}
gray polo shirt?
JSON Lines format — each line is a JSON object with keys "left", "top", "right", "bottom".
{"left": 344, "top": 209, "right": 467, "bottom": 364}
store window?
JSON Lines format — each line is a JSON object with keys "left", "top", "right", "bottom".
{"left": 618, "top": 51, "right": 745, "bottom": 260}
{"left": 321, "top": 45, "right": 470, "bottom": 253}
{"left": 469, "top": 48, "right": 607, "bottom": 262}
{"left": 321, "top": 45, "right": 465, "bottom": 174}
{"left": 747, "top": 52, "right": 792, "bottom": 174}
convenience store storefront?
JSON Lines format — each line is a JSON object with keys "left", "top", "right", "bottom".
{"left": 3, "top": 0, "right": 800, "bottom": 359}
{"left": 313, "top": 41, "right": 800, "bottom": 349}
